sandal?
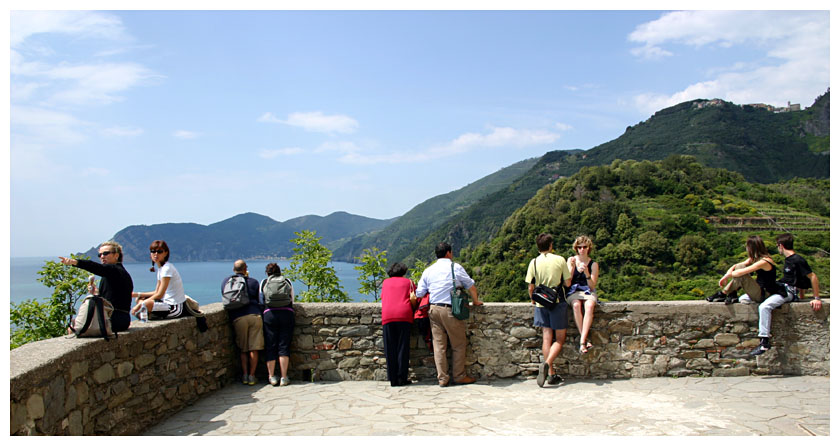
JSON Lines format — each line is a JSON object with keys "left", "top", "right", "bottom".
{"left": 579, "top": 343, "right": 589, "bottom": 354}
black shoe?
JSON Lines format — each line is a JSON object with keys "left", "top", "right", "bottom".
{"left": 706, "top": 291, "right": 725, "bottom": 302}
{"left": 724, "top": 293, "right": 739, "bottom": 305}
{"left": 547, "top": 374, "right": 564, "bottom": 385}
{"left": 537, "top": 362, "right": 549, "bottom": 388}
{"left": 750, "top": 338, "right": 771, "bottom": 356}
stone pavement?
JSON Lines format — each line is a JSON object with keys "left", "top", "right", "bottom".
{"left": 144, "top": 375, "right": 829, "bottom": 436}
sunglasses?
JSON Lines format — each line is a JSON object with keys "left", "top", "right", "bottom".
{"left": 150, "top": 249, "right": 166, "bottom": 254}
{"left": 98, "top": 251, "right": 114, "bottom": 257}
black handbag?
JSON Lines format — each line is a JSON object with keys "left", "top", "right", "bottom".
{"left": 530, "top": 258, "right": 564, "bottom": 309}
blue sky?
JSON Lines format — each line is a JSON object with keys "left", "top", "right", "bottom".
{"left": 6, "top": 8, "right": 832, "bottom": 257}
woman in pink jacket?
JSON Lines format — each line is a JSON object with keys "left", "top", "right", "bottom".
{"left": 380, "top": 262, "right": 417, "bottom": 387}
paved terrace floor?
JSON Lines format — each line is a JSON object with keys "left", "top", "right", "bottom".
{"left": 145, "top": 375, "right": 829, "bottom": 436}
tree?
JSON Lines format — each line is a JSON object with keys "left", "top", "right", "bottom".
{"left": 408, "top": 259, "right": 429, "bottom": 284}
{"left": 674, "top": 235, "right": 711, "bottom": 273}
{"left": 354, "top": 247, "right": 388, "bottom": 301}
{"left": 286, "top": 230, "right": 349, "bottom": 302}
{"left": 11, "top": 255, "right": 90, "bottom": 348}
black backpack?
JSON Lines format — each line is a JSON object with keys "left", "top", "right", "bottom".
{"left": 262, "top": 275, "right": 293, "bottom": 308}
{"left": 222, "top": 275, "right": 250, "bottom": 310}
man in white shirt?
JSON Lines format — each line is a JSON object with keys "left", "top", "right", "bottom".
{"left": 416, "top": 242, "right": 484, "bottom": 387}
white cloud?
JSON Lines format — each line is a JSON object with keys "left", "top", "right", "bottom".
{"left": 316, "top": 141, "right": 363, "bottom": 154}
{"left": 629, "top": 11, "right": 829, "bottom": 115}
{"left": 11, "top": 105, "right": 89, "bottom": 145}
{"left": 554, "top": 123, "right": 573, "bottom": 131}
{"left": 47, "top": 62, "right": 161, "bottom": 106}
{"left": 258, "top": 147, "right": 304, "bottom": 159}
{"left": 173, "top": 130, "right": 200, "bottom": 140}
{"left": 10, "top": 12, "right": 159, "bottom": 107}
{"left": 337, "top": 126, "right": 562, "bottom": 165}
{"left": 259, "top": 111, "right": 359, "bottom": 134}
{"left": 101, "top": 126, "right": 144, "bottom": 137}
{"left": 11, "top": 11, "right": 129, "bottom": 47}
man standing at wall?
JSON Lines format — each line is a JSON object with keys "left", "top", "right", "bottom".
{"left": 525, "top": 233, "right": 572, "bottom": 387}
{"left": 222, "top": 260, "right": 264, "bottom": 385}
{"left": 416, "top": 242, "right": 483, "bottom": 387}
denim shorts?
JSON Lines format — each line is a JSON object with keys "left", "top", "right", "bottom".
{"left": 534, "top": 302, "right": 568, "bottom": 330}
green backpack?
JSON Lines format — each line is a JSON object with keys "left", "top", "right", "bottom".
{"left": 262, "top": 275, "right": 293, "bottom": 308}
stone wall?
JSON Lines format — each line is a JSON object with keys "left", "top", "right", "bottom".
{"left": 10, "top": 304, "right": 237, "bottom": 435}
{"left": 290, "top": 300, "right": 830, "bottom": 382}
{"left": 10, "top": 300, "right": 830, "bottom": 435}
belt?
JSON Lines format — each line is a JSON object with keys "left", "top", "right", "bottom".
{"left": 431, "top": 303, "right": 452, "bottom": 308}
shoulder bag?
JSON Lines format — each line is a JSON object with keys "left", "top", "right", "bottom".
{"left": 530, "top": 257, "right": 563, "bottom": 309}
{"left": 450, "top": 262, "right": 470, "bottom": 320}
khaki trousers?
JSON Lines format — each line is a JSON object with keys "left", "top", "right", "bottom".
{"left": 429, "top": 304, "right": 468, "bottom": 384}
{"left": 723, "top": 275, "right": 765, "bottom": 303}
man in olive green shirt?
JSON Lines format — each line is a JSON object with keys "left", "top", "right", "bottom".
{"left": 524, "top": 233, "right": 572, "bottom": 387}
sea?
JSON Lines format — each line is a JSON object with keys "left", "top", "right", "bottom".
{"left": 9, "top": 257, "right": 371, "bottom": 308}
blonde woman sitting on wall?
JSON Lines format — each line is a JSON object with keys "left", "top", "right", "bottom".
{"left": 567, "top": 235, "right": 599, "bottom": 354}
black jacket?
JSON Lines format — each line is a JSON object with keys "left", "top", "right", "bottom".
{"left": 75, "top": 260, "right": 134, "bottom": 331}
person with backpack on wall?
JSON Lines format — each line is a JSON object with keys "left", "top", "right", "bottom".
{"left": 60, "top": 240, "right": 134, "bottom": 332}
{"left": 260, "top": 262, "right": 295, "bottom": 386}
{"left": 222, "top": 260, "right": 263, "bottom": 385}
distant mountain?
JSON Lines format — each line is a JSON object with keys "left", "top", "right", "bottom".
{"left": 331, "top": 157, "right": 540, "bottom": 262}
{"left": 397, "top": 91, "right": 831, "bottom": 263}
{"left": 83, "top": 212, "right": 396, "bottom": 263}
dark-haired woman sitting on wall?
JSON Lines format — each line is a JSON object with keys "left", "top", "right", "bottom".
{"left": 131, "top": 240, "right": 187, "bottom": 319}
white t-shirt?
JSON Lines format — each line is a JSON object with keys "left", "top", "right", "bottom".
{"left": 157, "top": 262, "right": 186, "bottom": 305}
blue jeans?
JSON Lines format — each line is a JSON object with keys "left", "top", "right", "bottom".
{"left": 738, "top": 293, "right": 794, "bottom": 338}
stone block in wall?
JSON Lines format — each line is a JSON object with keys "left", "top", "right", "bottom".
{"left": 608, "top": 318, "right": 634, "bottom": 335}
{"left": 714, "top": 333, "right": 740, "bottom": 346}
{"left": 510, "top": 326, "right": 537, "bottom": 338}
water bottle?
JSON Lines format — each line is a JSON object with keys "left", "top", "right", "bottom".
{"left": 139, "top": 304, "right": 148, "bottom": 323}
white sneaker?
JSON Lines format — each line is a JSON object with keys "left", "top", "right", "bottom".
{"left": 280, "top": 377, "right": 290, "bottom": 386}
{"left": 269, "top": 375, "right": 280, "bottom": 386}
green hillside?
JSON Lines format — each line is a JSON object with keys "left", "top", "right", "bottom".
{"left": 331, "top": 157, "right": 539, "bottom": 262}
{"left": 397, "top": 92, "right": 830, "bottom": 264}
{"left": 461, "top": 156, "right": 829, "bottom": 302}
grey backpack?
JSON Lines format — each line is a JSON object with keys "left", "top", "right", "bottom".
{"left": 262, "top": 275, "right": 293, "bottom": 308}
{"left": 222, "top": 275, "right": 250, "bottom": 310}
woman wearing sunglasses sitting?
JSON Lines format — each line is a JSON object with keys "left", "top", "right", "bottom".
{"left": 131, "top": 240, "right": 187, "bottom": 320}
